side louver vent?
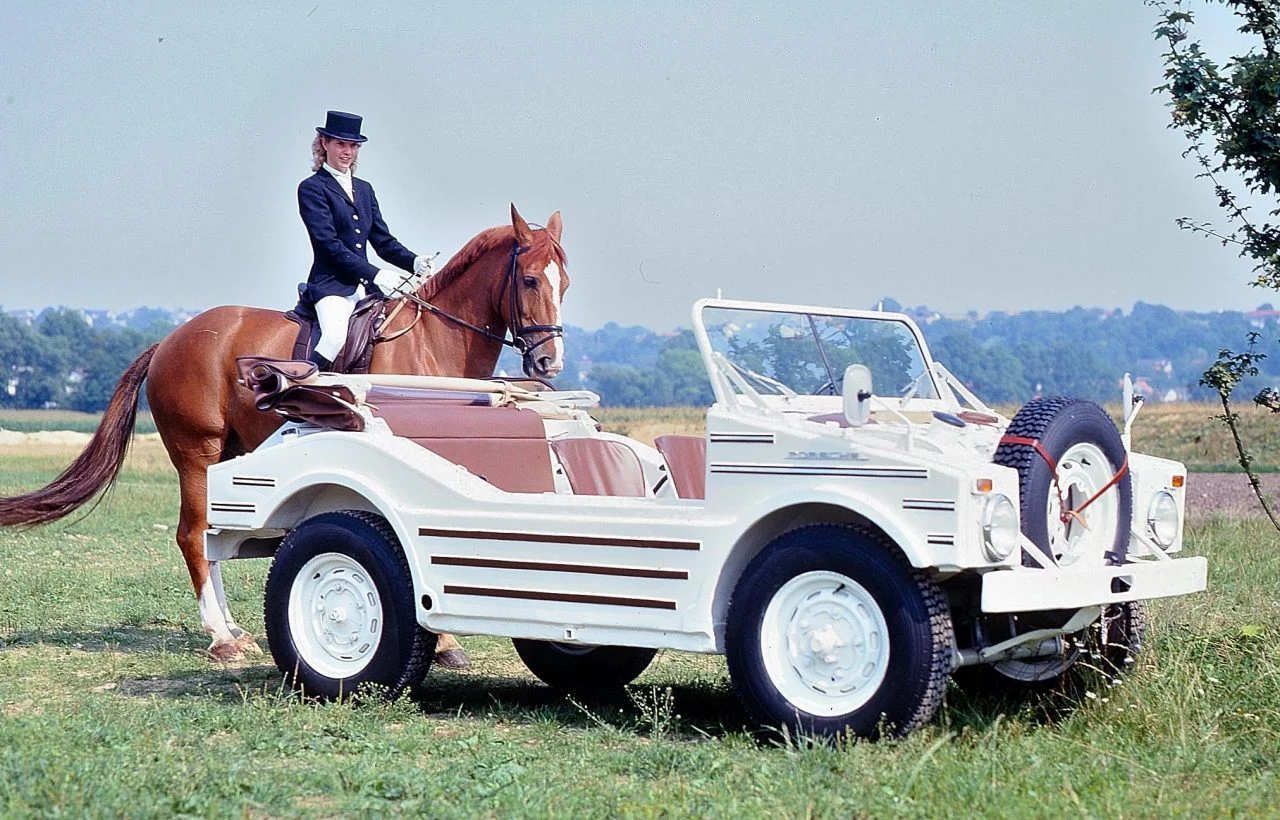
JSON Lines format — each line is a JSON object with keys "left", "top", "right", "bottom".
{"left": 210, "top": 502, "right": 256, "bottom": 514}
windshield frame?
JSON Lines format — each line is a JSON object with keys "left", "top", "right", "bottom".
{"left": 691, "top": 298, "right": 954, "bottom": 413}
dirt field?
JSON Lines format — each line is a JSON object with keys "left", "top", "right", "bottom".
{"left": 1186, "top": 472, "right": 1280, "bottom": 520}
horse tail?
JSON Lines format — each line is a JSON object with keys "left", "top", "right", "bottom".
{"left": 0, "top": 344, "right": 159, "bottom": 527}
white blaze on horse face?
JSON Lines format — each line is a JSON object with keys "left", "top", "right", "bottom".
{"left": 541, "top": 260, "right": 565, "bottom": 374}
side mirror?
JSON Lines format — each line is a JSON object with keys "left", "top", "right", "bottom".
{"left": 842, "top": 364, "right": 873, "bottom": 427}
{"left": 1121, "top": 371, "right": 1145, "bottom": 444}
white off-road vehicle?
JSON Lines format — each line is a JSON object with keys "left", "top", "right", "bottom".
{"left": 205, "top": 298, "right": 1206, "bottom": 739}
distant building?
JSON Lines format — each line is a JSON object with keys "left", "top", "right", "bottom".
{"left": 1247, "top": 304, "right": 1280, "bottom": 328}
{"left": 1131, "top": 376, "right": 1156, "bottom": 397}
{"left": 5, "top": 309, "right": 37, "bottom": 326}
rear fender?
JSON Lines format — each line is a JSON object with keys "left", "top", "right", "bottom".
{"left": 252, "top": 471, "right": 426, "bottom": 593}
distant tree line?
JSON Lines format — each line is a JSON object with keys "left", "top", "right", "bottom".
{"left": 0, "top": 309, "right": 171, "bottom": 411}
{"left": 536, "top": 300, "right": 1280, "bottom": 407}
{"left": 4, "top": 301, "right": 1278, "bottom": 412}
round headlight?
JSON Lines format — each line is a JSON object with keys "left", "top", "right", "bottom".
{"left": 982, "top": 493, "right": 1019, "bottom": 561}
{"left": 1147, "top": 490, "right": 1181, "bottom": 548}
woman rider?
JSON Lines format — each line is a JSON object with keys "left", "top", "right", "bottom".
{"left": 298, "top": 110, "right": 433, "bottom": 370}
{"left": 296, "top": 112, "right": 468, "bottom": 668}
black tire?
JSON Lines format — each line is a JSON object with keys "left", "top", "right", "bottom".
{"left": 1090, "top": 600, "right": 1146, "bottom": 680}
{"left": 264, "top": 510, "right": 436, "bottom": 700}
{"left": 512, "top": 639, "right": 657, "bottom": 694}
{"left": 725, "top": 523, "right": 953, "bottom": 740}
{"left": 994, "top": 397, "right": 1133, "bottom": 568}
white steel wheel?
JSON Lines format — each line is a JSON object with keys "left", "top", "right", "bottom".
{"left": 1046, "top": 441, "right": 1119, "bottom": 568}
{"left": 975, "top": 399, "right": 1137, "bottom": 693}
{"left": 264, "top": 510, "right": 436, "bottom": 701}
{"left": 288, "top": 552, "right": 384, "bottom": 681}
{"left": 726, "top": 524, "right": 952, "bottom": 740}
{"left": 759, "top": 570, "right": 891, "bottom": 716}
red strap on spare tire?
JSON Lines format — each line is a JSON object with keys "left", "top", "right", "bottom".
{"left": 1000, "top": 434, "right": 1058, "bottom": 473}
{"left": 1000, "top": 434, "right": 1129, "bottom": 526}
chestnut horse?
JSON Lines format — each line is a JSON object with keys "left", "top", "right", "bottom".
{"left": 0, "top": 205, "right": 568, "bottom": 662}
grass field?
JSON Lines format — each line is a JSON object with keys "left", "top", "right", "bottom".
{"left": 0, "top": 408, "right": 158, "bottom": 435}
{"left": 0, "top": 408, "right": 1277, "bottom": 817}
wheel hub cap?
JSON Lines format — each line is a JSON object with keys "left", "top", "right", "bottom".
{"left": 763, "top": 571, "right": 891, "bottom": 716}
{"left": 289, "top": 553, "right": 384, "bottom": 679}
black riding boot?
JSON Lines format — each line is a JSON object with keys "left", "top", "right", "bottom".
{"left": 307, "top": 349, "right": 333, "bottom": 372}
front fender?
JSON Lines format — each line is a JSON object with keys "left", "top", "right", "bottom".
{"left": 726, "top": 482, "right": 930, "bottom": 567}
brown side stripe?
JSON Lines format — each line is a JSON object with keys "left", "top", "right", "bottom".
{"left": 444, "top": 585, "right": 676, "bottom": 610}
{"left": 432, "top": 555, "right": 688, "bottom": 580}
{"left": 418, "top": 527, "right": 700, "bottom": 551}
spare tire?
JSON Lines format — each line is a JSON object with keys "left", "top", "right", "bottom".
{"left": 993, "top": 397, "right": 1132, "bottom": 568}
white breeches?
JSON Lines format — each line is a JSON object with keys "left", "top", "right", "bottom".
{"left": 314, "top": 287, "right": 366, "bottom": 361}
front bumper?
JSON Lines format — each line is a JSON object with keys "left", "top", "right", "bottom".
{"left": 980, "top": 556, "right": 1207, "bottom": 613}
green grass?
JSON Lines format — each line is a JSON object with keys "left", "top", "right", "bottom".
{"left": 0, "top": 408, "right": 157, "bottom": 435}
{"left": 0, "top": 444, "right": 1277, "bottom": 817}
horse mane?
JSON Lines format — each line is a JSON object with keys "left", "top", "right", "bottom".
{"left": 419, "top": 225, "right": 565, "bottom": 301}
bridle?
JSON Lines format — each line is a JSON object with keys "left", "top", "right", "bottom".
{"left": 502, "top": 241, "right": 565, "bottom": 357}
{"left": 391, "top": 237, "right": 564, "bottom": 359}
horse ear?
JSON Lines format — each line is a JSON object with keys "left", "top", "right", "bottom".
{"left": 545, "top": 211, "right": 563, "bottom": 244}
{"left": 510, "top": 203, "right": 534, "bottom": 248}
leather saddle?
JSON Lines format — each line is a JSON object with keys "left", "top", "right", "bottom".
{"left": 284, "top": 286, "right": 388, "bottom": 374}
{"left": 236, "top": 356, "right": 366, "bottom": 432}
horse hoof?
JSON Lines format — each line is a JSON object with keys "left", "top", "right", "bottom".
{"left": 235, "top": 634, "right": 264, "bottom": 655}
{"left": 435, "top": 648, "right": 470, "bottom": 670}
{"left": 207, "top": 641, "right": 245, "bottom": 663}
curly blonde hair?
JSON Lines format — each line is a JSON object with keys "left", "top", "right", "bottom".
{"left": 311, "top": 134, "right": 359, "bottom": 173}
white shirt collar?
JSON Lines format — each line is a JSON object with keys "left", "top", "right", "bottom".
{"left": 323, "top": 163, "right": 354, "bottom": 198}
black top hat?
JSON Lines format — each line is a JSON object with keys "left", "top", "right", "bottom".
{"left": 316, "top": 111, "right": 368, "bottom": 143}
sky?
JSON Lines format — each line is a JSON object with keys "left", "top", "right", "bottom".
{"left": 1, "top": 1, "right": 1269, "bottom": 330}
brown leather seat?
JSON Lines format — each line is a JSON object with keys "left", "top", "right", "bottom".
{"left": 550, "top": 438, "right": 648, "bottom": 497}
{"left": 372, "top": 403, "right": 555, "bottom": 494}
{"left": 653, "top": 435, "right": 707, "bottom": 500}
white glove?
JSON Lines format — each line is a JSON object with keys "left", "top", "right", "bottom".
{"left": 373, "top": 268, "right": 410, "bottom": 293}
{"left": 412, "top": 254, "right": 437, "bottom": 278}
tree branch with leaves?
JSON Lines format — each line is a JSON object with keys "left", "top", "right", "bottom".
{"left": 1153, "top": 0, "right": 1280, "bottom": 526}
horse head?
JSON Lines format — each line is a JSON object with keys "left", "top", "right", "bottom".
{"left": 415, "top": 205, "right": 570, "bottom": 380}
{"left": 508, "top": 205, "right": 569, "bottom": 379}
